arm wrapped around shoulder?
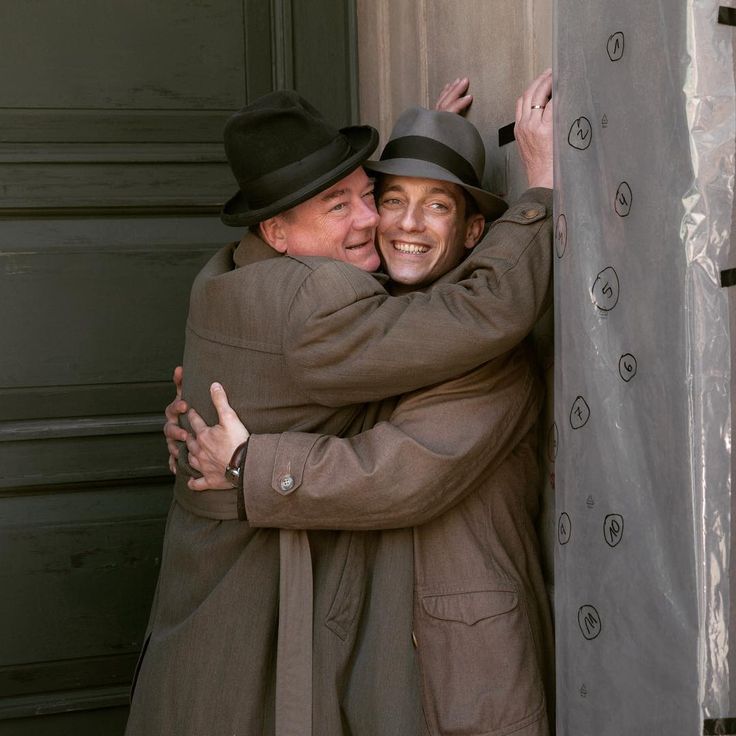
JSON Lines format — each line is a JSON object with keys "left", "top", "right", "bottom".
{"left": 285, "top": 188, "right": 552, "bottom": 406}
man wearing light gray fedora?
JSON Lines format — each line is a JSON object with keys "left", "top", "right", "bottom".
{"left": 174, "top": 73, "right": 554, "bottom": 736}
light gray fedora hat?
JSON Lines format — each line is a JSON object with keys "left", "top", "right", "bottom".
{"left": 365, "top": 106, "right": 507, "bottom": 220}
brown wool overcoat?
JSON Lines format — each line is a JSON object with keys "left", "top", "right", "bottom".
{"left": 240, "top": 343, "right": 554, "bottom": 736}
{"left": 125, "top": 188, "right": 553, "bottom": 736}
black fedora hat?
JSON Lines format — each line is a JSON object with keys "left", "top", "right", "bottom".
{"left": 221, "top": 90, "right": 378, "bottom": 226}
{"left": 365, "top": 107, "right": 507, "bottom": 220}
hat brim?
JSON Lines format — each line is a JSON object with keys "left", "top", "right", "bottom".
{"left": 365, "top": 157, "right": 507, "bottom": 220}
{"left": 221, "top": 125, "right": 379, "bottom": 227}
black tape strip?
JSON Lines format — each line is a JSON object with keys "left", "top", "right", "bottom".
{"left": 721, "top": 268, "right": 736, "bottom": 287}
{"left": 704, "top": 718, "right": 736, "bottom": 735}
{"left": 718, "top": 6, "right": 736, "bottom": 25}
{"left": 498, "top": 122, "right": 515, "bottom": 147}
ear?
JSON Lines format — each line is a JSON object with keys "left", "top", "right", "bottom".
{"left": 258, "top": 217, "right": 288, "bottom": 253}
{"left": 463, "top": 213, "right": 485, "bottom": 249}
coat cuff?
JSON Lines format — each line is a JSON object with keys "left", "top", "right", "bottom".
{"left": 242, "top": 432, "right": 320, "bottom": 525}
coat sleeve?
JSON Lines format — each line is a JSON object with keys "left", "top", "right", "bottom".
{"left": 241, "top": 347, "right": 542, "bottom": 530}
{"left": 283, "top": 188, "right": 553, "bottom": 406}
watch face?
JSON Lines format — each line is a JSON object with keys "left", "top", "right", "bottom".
{"left": 225, "top": 466, "right": 240, "bottom": 487}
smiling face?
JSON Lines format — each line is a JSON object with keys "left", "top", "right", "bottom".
{"left": 260, "top": 167, "right": 381, "bottom": 272}
{"left": 376, "top": 175, "right": 485, "bottom": 290}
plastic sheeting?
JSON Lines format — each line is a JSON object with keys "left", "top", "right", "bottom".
{"left": 554, "top": 1, "right": 734, "bottom": 733}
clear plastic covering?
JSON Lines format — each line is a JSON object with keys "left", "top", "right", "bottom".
{"left": 554, "top": 1, "right": 734, "bottom": 732}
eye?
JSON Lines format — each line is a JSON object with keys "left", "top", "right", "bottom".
{"left": 428, "top": 201, "right": 450, "bottom": 212}
{"left": 329, "top": 201, "right": 348, "bottom": 212}
{"left": 362, "top": 188, "right": 375, "bottom": 200}
{"left": 379, "top": 196, "right": 403, "bottom": 207}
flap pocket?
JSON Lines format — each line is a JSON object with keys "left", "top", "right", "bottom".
{"left": 421, "top": 589, "right": 518, "bottom": 626}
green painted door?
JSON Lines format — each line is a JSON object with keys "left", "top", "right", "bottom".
{"left": 0, "top": 2, "right": 357, "bottom": 733}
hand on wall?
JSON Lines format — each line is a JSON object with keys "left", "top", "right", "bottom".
{"left": 434, "top": 77, "right": 473, "bottom": 115}
{"left": 515, "top": 69, "right": 553, "bottom": 189}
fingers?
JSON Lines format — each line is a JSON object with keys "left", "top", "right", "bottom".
{"left": 172, "top": 365, "right": 184, "bottom": 396}
{"left": 514, "top": 69, "right": 554, "bottom": 190}
{"left": 187, "top": 473, "right": 234, "bottom": 492}
{"left": 533, "top": 70, "right": 553, "bottom": 107}
{"left": 164, "top": 417, "right": 189, "bottom": 442}
{"left": 435, "top": 77, "right": 472, "bottom": 115}
{"left": 164, "top": 373, "right": 188, "bottom": 470}
{"left": 435, "top": 78, "right": 462, "bottom": 109}
{"left": 210, "top": 382, "right": 238, "bottom": 425}
{"left": 188, "top": 476, "right": 210, "bottom": 492}
{"left": 187, "top": 407, "right": 208, "bottom": 435}
{"left": 530, "top": 70, "right": 552, "bottom": 111}
{"left": 435, "top": 80, "right": 454, "bottom": 107}
{"left": 209, "top": 382, "right": 251, "bottom": 442}
{"left": 520, "top": 69, "right": 553, "bottom": 123}
{"left": 527, "top": 68, "right": 552, "bottom": 99}
{"left": 444, "top": 94, "right": 473, "bottom": 115}
{"left": 165, "top": 397, "right": 188, "bottom": 423}
{"left": 184, "top": 433, "right": 210, "bottom": 484}
{"left": 519, "top": 86, "right": 536, "bottom": 126}
{"left": 542, "top": 96, "right": 554, "bottom": 126}
{"left": 187, "top": 435, "right": 199, "bottom": 460}
{"left": 165, "top": 419, "right": 189, "bottom": 474}
{"left": 186, "top": 445, "right": 200, "bottom": 470}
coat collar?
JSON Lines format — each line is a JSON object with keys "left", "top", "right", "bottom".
{"left": 233, "top": 230, "right": 283, "bottom": 268}
{"left": 232, "top": 229, "right": 389, "bottom": 286}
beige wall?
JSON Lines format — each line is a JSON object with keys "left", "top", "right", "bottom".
{"left": 356, "top": 0, "right": 557, "bottom": 593}
{"left": 356, "top": 0, "right": 552, "bottom": 200}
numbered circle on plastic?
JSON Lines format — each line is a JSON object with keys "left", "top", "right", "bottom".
{"left": 619, "top": 353, "right": 637, "bottom": 382}
{"left": 558, "top": 512, "right": 572, "bottom": 545}
{"left": 607, "top": 31, "right": 625, "bottom": 61}
{"left": 555, "top": 214, "right": 568, "bottom": 259}
{"left": 604, "top": 514, "right": 624, "bottom": 547}
{"left": 592, "top": 266, "right": 620, "bottom": 312}
{"left": 578, "top": 605, "right": 602, "bottom": 640}
{"left": 569, "top": 396, "right": 590, "bottom": 430}
{"left": 568, "top": 117, "right": 592, "bottom": 150}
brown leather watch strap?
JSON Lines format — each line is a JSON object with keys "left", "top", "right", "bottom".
{"left": 225, "top": 439, "right": 250, "bottom": 520}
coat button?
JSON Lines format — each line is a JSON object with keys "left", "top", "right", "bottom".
{"left": 279, "top": 474, "right": 295, "bottom": 492}
{"left": 521, "top": 208, "right": 540, "bottom": 219}
{"left": 411, "top": 631, "right": 418, "bottom": 649}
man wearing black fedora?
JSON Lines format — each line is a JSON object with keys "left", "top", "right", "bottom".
{"left": 128, "top": 77, "right": 553, "bottom": 736}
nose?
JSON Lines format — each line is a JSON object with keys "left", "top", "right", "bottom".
{"left": 354, "top": 195, "right": 379, "bottom": 230}
{"left": 399, "top": 203, "right": 424, "bottom": 232}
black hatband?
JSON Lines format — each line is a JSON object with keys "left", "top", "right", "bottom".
{"left": 380, "top": 135, "right": 480, "bottom": 188}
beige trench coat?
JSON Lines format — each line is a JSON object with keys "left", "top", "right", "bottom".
{"left": 125, "top": 188, "right": 552, "bottom": 736}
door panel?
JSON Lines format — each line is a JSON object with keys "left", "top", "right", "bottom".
{"left": 0, "top": 1, "right": 246, "bottom": 110}
{"left": 0, "top": 0, "right": 357, "bottom": 732}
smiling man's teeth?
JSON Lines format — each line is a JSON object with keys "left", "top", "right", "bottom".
{"left": 394, "top": 242, "right": 429, "bottom": 254}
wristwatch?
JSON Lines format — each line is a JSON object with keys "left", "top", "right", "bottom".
{"left": 224, "top": 439, "right": 250, "bottom": 489}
